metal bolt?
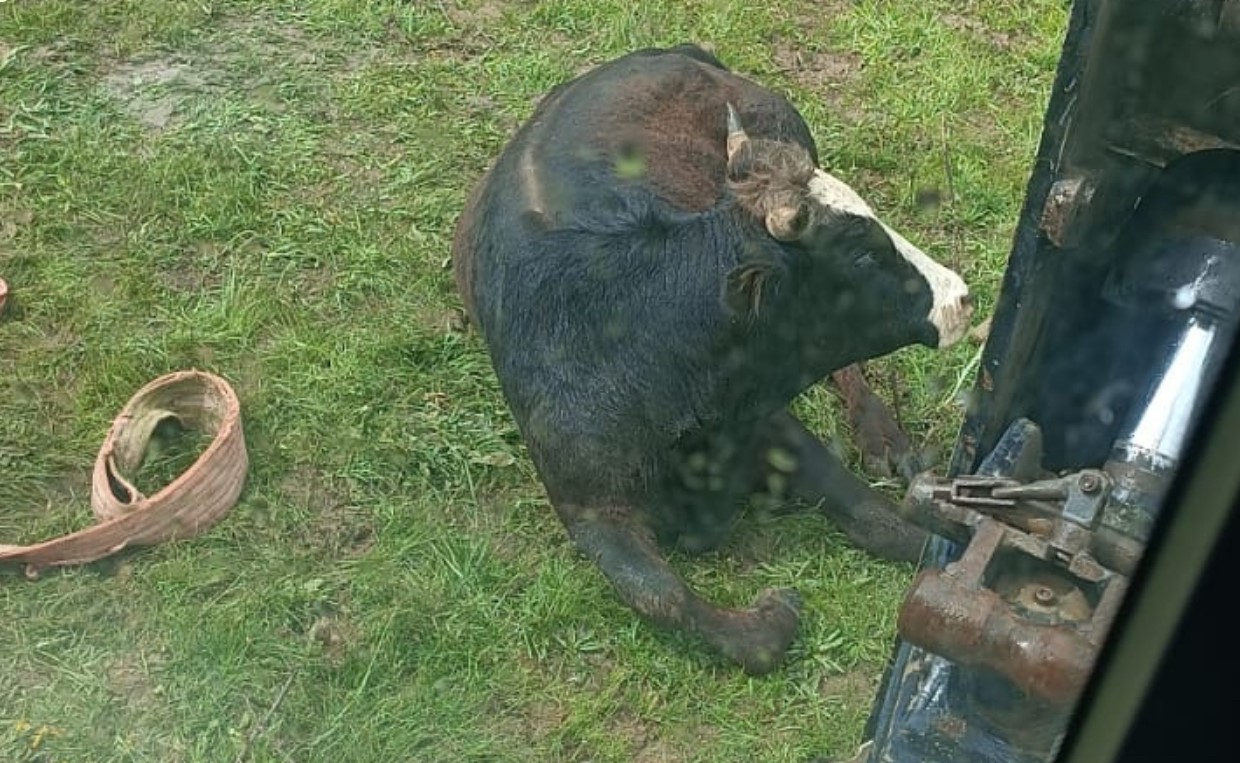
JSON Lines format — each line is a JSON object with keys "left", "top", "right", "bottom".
{"left": 1033, "top": 586, "right": 1057, "bottom": 606}
{"left": 1078, "top": 472, "right": 1101, "bottom": 494}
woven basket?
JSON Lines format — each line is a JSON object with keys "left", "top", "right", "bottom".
{"left": 1, "top": 370, "right": 247, "bottom": 575}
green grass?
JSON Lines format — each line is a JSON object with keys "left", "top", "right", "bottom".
{"left": 0, "top": 1, "right": 1068, "bottom": 760}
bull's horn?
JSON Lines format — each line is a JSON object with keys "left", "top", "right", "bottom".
{"left": 726, "top": 103, "right": 749, "bottom": 160}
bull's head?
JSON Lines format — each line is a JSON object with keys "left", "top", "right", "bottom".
{"left": 723, "top": 104, "right": 973, "bottom": 360}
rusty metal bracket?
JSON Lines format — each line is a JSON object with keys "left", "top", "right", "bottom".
{"left": 895, "top": 469, "right": 1130, "bottom": 706}
{"left": 1040, "top": 174, "right": 1097, "bottom": 248}
{"left": 943, "top": 476, "right": 1022, "bottom": 508}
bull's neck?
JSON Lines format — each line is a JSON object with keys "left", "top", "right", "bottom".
{"left": 710, "top": 314, "right": 851, "bottom": 425}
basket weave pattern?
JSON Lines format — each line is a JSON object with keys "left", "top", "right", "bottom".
{"left": 1, "top": 370, "right": 247, "bottom": 573}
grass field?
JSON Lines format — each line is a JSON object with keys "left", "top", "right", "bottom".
{"left": 1, "top": 1, "right": 1068, "bottom": 761}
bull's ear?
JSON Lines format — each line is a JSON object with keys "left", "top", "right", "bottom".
{"left": 725, "top": 254, "right": 782, "bottom": 318}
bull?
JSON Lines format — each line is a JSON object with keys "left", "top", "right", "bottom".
{"left": 451, "top": 44, "right": 973, "bottom": 674}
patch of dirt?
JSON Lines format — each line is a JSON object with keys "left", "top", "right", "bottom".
{"left": 190, "top": 344, "right": 217, "bottom": 367}
{"left": 501, "top": 653, "right": 723, "bottom": 759}
{"left": 940, "top": 13, "right": 1020, "bottom": 51}
{"left": 562, "top": 650, "right": 617, "bottom": 693}
{"left": 7, "top": 665, "right": 47, "bottom": 693}
{"left": 8, "top": 332, "right": 84, "bottom": 419}
{"left": 771, "top": 40, "right": 866, "bottom": 123}
{"left": 322, "top": 146, "right": 389, "bottom": 188}
{"left": 211, "top": 16, "right": 322, "bottom": 72}
{"left": 281, "top": 465, "right": 375, "bottom": 557}
{"left": 956, "top": 101, "right": 1024, "bottom": 151}
{"left": 309, "top": 613, "right": 360, "bottom": 665}
{"left": 43, "top": 466, "right": 92, "bottom": 503}
{"left": 88, "top": 272, "right": 118, "bottom": 298}
{"left": 773, "top": 43, "right": 862, "bottom": 86}
{"left": 323, "top": 111, "right": 403, "bottom": 161}
{"left": 608, "top": 706, "right": 680, "bottom": 762}
{"left": 772, "top": 0, "right": 854, "bottom": 30}
{"left": 442, "top": 0, "right": 511, "bottom": 28}
{"left": 0, "top": 206, "right": 33, "bottom": 242}
{"left": 819, "top": 668, "right": 879, "bottom": 704}
{"left": 463, "top": 91, "right": 522, "bottom": 133}
{"left": 278, "top": 465, "right": 349, "bottom": 512}
{"left": 405, "top": 304, "right": 471, "bottom": 336}
{"left": 632, "top": 722, "right": 720, "bottom": 763}
{"left": 106, "top": 651, "right": 166, "bottom": 708}
{"left": 27, "top": 40, "right": 76, "bottom": 65}
{"left": 523, "top": 697, "right": 568, "bottom": 736}
{"left": 843, "top": 167, "right": 899, "bottom": 201}
{"left": 229, "top": 348, "right": 267, "bottom": 404}
{"left": 485, "top": 694, "right": 568, "bottom": 746}
{"left": 633, "top": 739, "right": 681, "bottom": 763}
{"left": 159, "top": 241, "right": 226, "bottom": 294}
{"left": 293, "top": 265, "right": 338, "bottom": 302}
{"left": 97, "top": 19, "right": 324, "bottom": 133}
{"left": 100, "top": 57, "right": 209, "bottom": 132}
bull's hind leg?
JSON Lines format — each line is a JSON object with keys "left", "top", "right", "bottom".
{"left": 753, "top": 410, "right": 929, "bottom": 563}
{"left": 560, "top": 505, "right": 801, "bottom": 675}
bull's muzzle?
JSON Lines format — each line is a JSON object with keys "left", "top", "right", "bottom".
{"left": 883, "top": 223, "right": 974, "bottom": 348}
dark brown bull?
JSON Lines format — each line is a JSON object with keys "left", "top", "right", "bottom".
{"left": 452, "top": 44, "right": 973, "bottom": 674}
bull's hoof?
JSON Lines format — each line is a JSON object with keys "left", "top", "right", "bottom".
{"left": 719, "top": 587, "right": 803, "bottom": 675}
{"left": 851, "top": 402, "right": 921, "bottom": 482}
{"left": 831, "top": 365, "right": 922, "bottom": 483}
{"left": 891, "top": 450, "right": 928, "bottom": 484}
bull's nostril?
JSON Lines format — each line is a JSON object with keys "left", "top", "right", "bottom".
{"left": 959, "top": 293, "right": 974, "bottom": 309}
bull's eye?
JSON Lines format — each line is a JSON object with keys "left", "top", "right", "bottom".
{"left": 852, "top": 251, "right": 878, "bottom": 268}
{"left": 859, "top": 221, "right": 897, "bottom": 261}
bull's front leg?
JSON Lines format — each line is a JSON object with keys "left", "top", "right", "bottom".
{"left": 559, "top": 504, "right": 801, "bottom": 675}
{"left": 753, "top": 410, "right": 929, "bottom": 563}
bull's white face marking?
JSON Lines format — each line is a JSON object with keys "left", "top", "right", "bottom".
{"left": 807, "top": 169, "right": 973, "bottom": 348}
{"left": 807, "top": 169, "right": 878, "bottom": 219}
